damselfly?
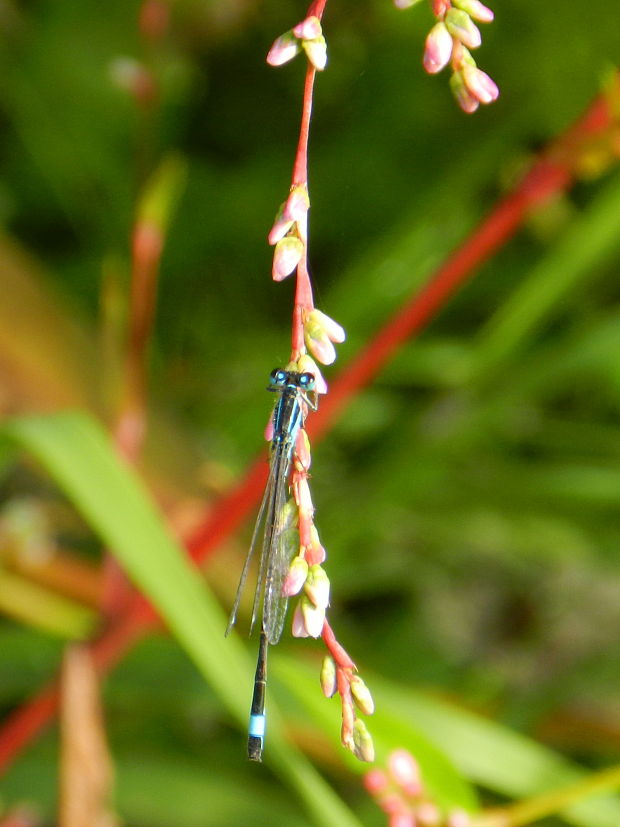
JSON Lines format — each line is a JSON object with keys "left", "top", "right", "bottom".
{"left": 226, "top": 368, "right": 317, "bottom": 761}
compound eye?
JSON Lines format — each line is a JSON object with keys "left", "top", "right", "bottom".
{"left": 299, "top": 372, "right": 315, "bottom": 388}
{"left": 270, "top": 368, "right": 287, "bottom": 385}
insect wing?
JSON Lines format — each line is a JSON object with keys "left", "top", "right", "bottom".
{"left": 225, "top": 473, "right": 273, "bottom": 637}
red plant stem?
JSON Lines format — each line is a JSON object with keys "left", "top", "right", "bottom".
{"left": 290, "top": 0, "right": 328, "bottom": 356}
{"left": 291, "top": 64, "right": 318, "bottom": 358}
{"left": 0, "top": 83, "right": 617, "bottom": 776}
{"left": 292, "top": 65, "right": 316, "bottom": 188}
{"left": 322, "top": 620, "right": 356, "bottom": 671}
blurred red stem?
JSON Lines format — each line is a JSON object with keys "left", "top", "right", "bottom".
{"left": 0, "top": 82, "right": 617, "bottom": 776}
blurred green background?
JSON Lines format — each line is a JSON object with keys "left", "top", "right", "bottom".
{"left": 1, "top": 0, "right": 620, "bottom": 824}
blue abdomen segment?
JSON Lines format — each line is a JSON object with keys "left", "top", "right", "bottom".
{"left": 249, "top": 713, "right": 265, "bottom": 738}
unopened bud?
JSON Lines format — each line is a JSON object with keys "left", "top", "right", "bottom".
{"left": 453, "top": 0, "right": 494, "bottom": 23}
{"left": 272, "top": 236, "right": 304, "bottom": 281}
{"left": 283, "top": 186, "right": 310, "bottom": 222}
{"left": 352, "top": 719, "right": 375, "bottom": 762}
{"left": 462, "top": 63, "right": 499, "bottom": 104}
{"left": 297, "top": 354, "right": 328, "bottom": 394}
{"left": 302, "top": 36, "right": 328, "bottom": 71}
{"left": 268, "top": 206, "right": 295, "bottom": 245}
{"left": 390, "top": 813, "right": 416, "bottom": 827}
{"left": 109, "top": 57, "right": 156, "bottom": 105}
{"left": 393, "top": 0, "right": 424, "bottom": 8}
{"left": 283, "top": 556, "right": 308, "bottom": 596}
{"left": 382, "top": 794, "right": 407, "bottom": 816}
{"left": 320, "top": 655, "right": 337, "bottom": 697}
{"left": 294, "top": 428, "right": 312, "bottom": 471}
{"left": 417, "top": 802, "right": 441, "bottom": 825}
{"left": 293, "top": 15, "right": 322, "bottom": 40}
{"left": 304, "top": 564, "right": 330, "bottom": 609}
{"left": 306, "top": 523, "right": 326, "bottom": 564}
{"left": 307, "top": 309, "right": 346, "bottom": 343}
{"left": 423, "top": 22, "right": 453, "bottom": 74}
{"left": 350, "top": 674, "right": 375, "bottom": 715}
{"left": 364, "top": 768, "right": 389, "bottom": 794}
{"left": 301, "top": 593, "right": 325, "bottom": 637}
{"left": 432, "top": 0, "right": 451, "bottom": 14}
{"left": 445, "top": 8, "right": 481, "bottom": 49}
{"left": 295, "top": 475, "right": 314, "bottom": 518}
{"left": 450, "top": 71, "right": 479, "bottom": 113}
{"left": 447, "top": 809, "right": 472, "bottom": 827}
{"left": 305, "top": 327, "right": 336, "bottom": 365}
{"left": 304, "top": 309, "right": 345, "bottom": 365}
{"left": 267, "top": 31, "right": 302, "bottom": 67}
{"left": 388, "top": 749, "right": 421, "bottom": 796}
{"left": 291, "top": 601, "right": 309, "bottom": 637}
{"left": 341, "top": 699, "right": 355, "bottom": 748}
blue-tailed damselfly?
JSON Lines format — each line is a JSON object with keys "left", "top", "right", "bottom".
{"left": 226, "top": 368, "right": 317, "bottom": 761}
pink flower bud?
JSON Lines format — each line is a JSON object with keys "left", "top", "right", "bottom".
{"left": 297, "top": 354, "right": 328, "bottom": 393}
{"left": 291, "top": 601, "right": 310, "bottom": 637}
{"left": 364, "top": 768, "right": 389, "bottom": 795}
{"left": 423, "top": 22, "right": 453, "bottom": 74}
{"left": 304, "top": 564, "right": 330, "bottom": 609}
{"left": 388, "top": 749, "right": 421, "bottom": 794}
{"left": 283, "top": 186, "right": 310, "bottom": 222}
{"left": 432, "top": 0, "right": 451, "bottom": 15}
{"left": 445, "top": 8, "right": 481, "bottom": 49}
{"left": 294, "top": 428, "right": 312, "bottom": 471}
{"left": 382, "top": 794, "right": 407, "bottom": 815}
{"left": 320, "top": 655, "right": 338, "bottom": 697}
{"left": 302, "top": 36, "right": 328, "bottom": 71}
{"left": 301, "top": 594, "right": 325, "bottom": 637}
{"left": 268, "top": 207, "right": 295, "bottom": 245}
{"left": 272, "top": 236, "right": 304, "bottom": 281}
{"left": 453, "top": 0, "right": 494, "bottom": 23}
{"left": 294, "top": 475, "right": 314, "bottom": 519}
{"left": 283, "top": 556, "right": 308, "bottom": 596}
{"left": 292, "top": 15, "right": 322, "bottom": 40}
{"left": 462, "top": 63, "right": 499, "bottom": 103}
{"left": 306, "top": 524, "right": 326, "bottom": 564}
{"left": 305, "top": 330, "right": 336, "bottom": 365}
{"left": 109, "top": 57, "right": 157, "bottom": 105}
{"left": 417, "top": 802, "right": 441, "bottom": 825}
{"left": 352, "top": 719, "right": 375, "bottom": 763}
{"left": 267, "top": 31, "right": 302, "bottom": 67}
{"left": 450, "top": 71, "right": 479, "bottom": 113}
{"left": 393, "top": 0, "right": 422, "bottom": 8}
{"left": 350, "top": 674, "right": 375, "bottom": 715}
{"left": 305, "top": 308, "right": 346, "bottom": 343}
{"left": 341, "top": 700, "right": 355, "bottom": 748}
{"left": 303, "top": 309, "right": 345, "bottom": 365}
{"left": 389, "top": 813, "right": 416, "bottom": 827}
{"left": 447, "top": 809, "right": 472, "bottom": 827}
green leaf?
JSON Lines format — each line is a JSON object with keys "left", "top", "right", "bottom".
{"left": 2, "top": 411, "right": 362, "bottom": 827}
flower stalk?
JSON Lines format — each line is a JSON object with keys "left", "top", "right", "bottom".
{"left": 411, "top": 0, "right": 498, "bottom": 112}
{"left": 265, "top": 0, "right": 375, "bottom": 760}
